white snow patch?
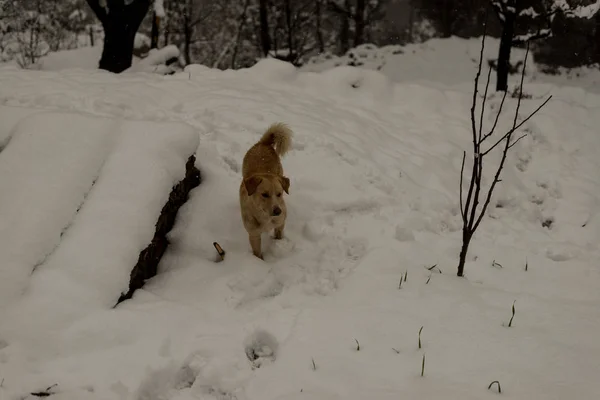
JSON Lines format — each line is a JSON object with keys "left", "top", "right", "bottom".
{"left": 0, "top": 112, "right": 117, "bottom": 309}
{"left": 154, "top": 0, "right": 166, "bottom": 18}
{"left": 0, "top": 113, "right": 198, "bottom": 342}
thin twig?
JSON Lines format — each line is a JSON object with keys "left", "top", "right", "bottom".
{"left": 480, "top": 89, "right": 508, "bottom": 143}
{"left": 512, "top": 42, "right": 530, "bottom": 130}
{"left": 478, "top": 65, "right": 493, "bottom": 143}
{"left": 481, "top": 95, "right": 550, "bottom": 156}
{"left": 482, "top": 95, "right": 552, "bottom": 156}
{"left": 459, "top": 151, "right": 466, "bottom": 221}
{"left": 470, "top": 18, "right": 488, "bottom": 146}
{"left": 481, "top": 43, "right": 551, "bottom": 158}
{"left": 507, "top": 133, "right": 527, "bottom": 149}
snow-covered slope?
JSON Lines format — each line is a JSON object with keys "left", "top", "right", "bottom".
{"left": 303, "top": 38, "right": 600, "bottom": 94}
{"left": 0, "top": 49, "right": 599, "bottom": 400}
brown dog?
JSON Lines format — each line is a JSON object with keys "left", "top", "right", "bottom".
{"left": 239, "top": 123, "right": 292, "bottom": 259}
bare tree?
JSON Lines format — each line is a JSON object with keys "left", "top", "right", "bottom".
{"left": 166, "top": 0, "right": 216, "bottom": 65}
{"left": 491, "top": 0, "right": 600, "bottom": 91}
{"left": 259, "top": 0, "right": 271, "bottom": 56}
{"left": 327, "top": 0, "right": 386, "bottom": 53}
{"left": 229, "top": 0, "right": 251, "bottom": 68}
{"left": 151, "top": 13, "right": 160, "bottom": 48}
{"left": 10, "top": 0, "right": 62, "bottom": 68}
{"left": 457, "top": 21, "right": 551, "bottom": 277}
{"left": 86, "top": 0, "right": 151, "bottom": 73}
{"left": 315, "top": 0, "right": 325, "bottom": 52}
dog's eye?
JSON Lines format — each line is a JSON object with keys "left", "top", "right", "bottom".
{"left": 276, "top": 193, "right": 282, "bottom": 197}
{"left": 261, "top": 193, "right": 270, "bottom": 198}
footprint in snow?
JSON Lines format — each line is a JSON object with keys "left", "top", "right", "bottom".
{"left": 134, "top": 361, "right": 197, "bottom": 400}
{"left": 135, "top": 352, "right": 240, "bottom": 400}
{"left": 222, "top": 155, "right": 240, "bottom": 173}
{"left": 244, "top": 329, "right": 279, "bottom": 369}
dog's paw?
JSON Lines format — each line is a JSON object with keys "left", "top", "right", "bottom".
{"left": 269, "top": 236, "right": 296, "bottom": 258}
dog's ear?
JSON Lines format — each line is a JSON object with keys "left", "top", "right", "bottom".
{"left": 244, "top": 176, "right": 262, "bottom": 196}
{"left": 280, "top": 176, "right": 290, "bottom": 194}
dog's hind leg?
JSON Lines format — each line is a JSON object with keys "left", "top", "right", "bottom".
{"left": 249, "top": 234, "right": 263, "bottom": 259}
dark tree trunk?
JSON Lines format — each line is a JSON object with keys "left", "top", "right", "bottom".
{"left": 457, "top": 230, "right": 472, "bottom": 277}
{"left": 163, "top": 0, "right": 170, "bottom": 46}
{"left": 86, "top": 0, "right": 151, "bottom": 73}
{"left": 354, "top": 0, "right": 365, "bottom": 46}
{"left": 496, "top": 13, "right": 516, "bottom": 92}
{"left": 231, "top": 0, "right": 251, "bottom": 68}
{"left": 315, "top": 0, "right": 324, "bottom": 53}
{"left": 338, "top": 0, "right": 351, "bottom": 54}
{"left": 284, "top": 0, "right": 294, "bottom": 60}
{"left": 89, "top": 25, "right": 95, "bottom": 46}
{"left": 407, "top": 0, "right": 415, "bottom": 42}
{"left": 340, "top": 16, "right": 350, "bottom": 53}
{"left": 183, "top": 23, "right": 191, "bottom": 65}
{"left": 441, "top": 0, "right": 453, "bottom": 38}
{"left": 151, "top": 12, "right": 160, "bottom": 49}
{"left": 595, "top": 12, "right": 600, "bottom": 63}
{"left": 259, "top": 0, "right": 271, "bottom": 56}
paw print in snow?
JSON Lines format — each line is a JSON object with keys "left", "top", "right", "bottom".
{"left": 244, "top": 329, "right": 279, "bottom": 369}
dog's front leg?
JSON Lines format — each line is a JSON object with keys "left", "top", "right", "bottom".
{"left": 274, "top": 223, "right": 285, "bottom": 240}
{"left": 249, "top": 234, "right": 263, "bottom": 259}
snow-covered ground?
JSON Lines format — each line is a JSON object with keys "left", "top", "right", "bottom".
{"left": 0, "top": 37, "right": 599, "bottom": 400}
{"left": 303, "top": 37, "right": 600, "bottom": 94}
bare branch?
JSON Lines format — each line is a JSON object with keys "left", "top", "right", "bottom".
{"left": 513, "top": 29, "right": 552, "bottom": 44}
{"left": 86, "top": 0, "right": 108, "bottom": 24}
{"left": 490, "top": 0, "right": 511, "bottom": 24}
{"left": 510, "top": 41, "right": 529, "bottom": 131}
{"left": 480, "top": 89, "right": 508, "bottom": 143}
{"left": 478, "top": 65, "right": 493, "bottom": 144}
{"left": 507, "top": 133, "right": 527, "bottom": 149}
{"left": 459, "top": 151, "right": 466, "bottom": 222}
{"left": 473, "top": 41, "right": 549, "bottom": 233}
{"left": 470, "top": 21, "right": 487, "bottom": 145}
{"left": 327, "top": 0, "right": 352, "bottom": 17}
{"left": 462, "top": 12, "right": 489, "bottom": 233}
{"left": 481, "top": 95, "right": 551, "bottom": 157}
{"left": 467, "top": 152, "right": 483, "bottom": 231}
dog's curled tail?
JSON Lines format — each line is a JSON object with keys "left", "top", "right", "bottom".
{"left": 259, "top": 122, "right": 293, "bottom": 157}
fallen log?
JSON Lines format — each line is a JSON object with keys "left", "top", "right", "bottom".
{"left": 116, "top": 155, "right": 201, "bottom": 304}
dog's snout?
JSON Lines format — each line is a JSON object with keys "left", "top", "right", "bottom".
{"left": 272, "top": 206, "right": 282, "bottom": 216}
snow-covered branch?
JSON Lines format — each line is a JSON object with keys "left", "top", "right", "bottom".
{"left": 513, "top": 28, "right": 551, "bottom": 43}
{"left": 567, "top": 2, "right": 600, "bottom": 19}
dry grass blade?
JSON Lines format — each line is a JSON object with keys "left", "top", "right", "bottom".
{"left": 488, "top": 380, "right": 502, "bottom": 393}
